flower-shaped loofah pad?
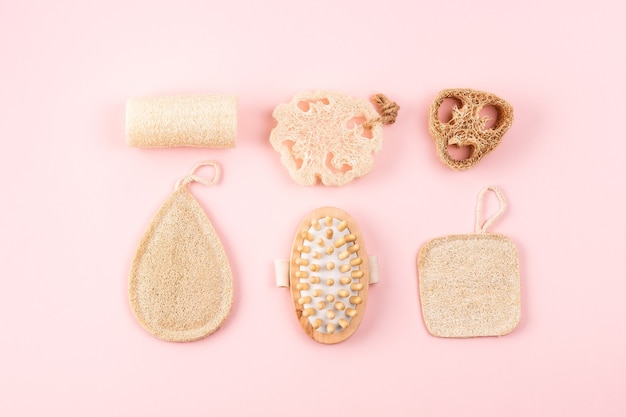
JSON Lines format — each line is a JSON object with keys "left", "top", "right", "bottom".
{"left": 270, "top": 91, "right": 398, "bottom": 186}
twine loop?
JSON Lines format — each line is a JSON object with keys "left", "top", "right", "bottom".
{"left": 364, "top": 93, "right": 400, "bottom": 129}
{"left": 475, "top": 186, "right": 506, "bottom": 233}
{"left": 175, "top": 160, "right": 221, "bottom": 190}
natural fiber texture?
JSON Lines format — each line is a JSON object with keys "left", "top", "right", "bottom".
{"left": 429, "top": 88, "right": 513, "bottom": 170}
{"left": 417, "top": 186, "right": 520, "bottom": 338}
{"left": 418, "top": 234, "right": 520, "bottom": 337}
{"left": 270, "top": 91, "right": 399, "bottom": 186}
{"left": 364, "top": 94, "right": 400, "bottom": 129}
{"left": 126, "top": 95, "right": 238, "bottom": 148}
{"left": 129, "top": 161, "right": 233, "bottom": 342}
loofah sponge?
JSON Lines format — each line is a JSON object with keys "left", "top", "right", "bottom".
{"left": 429, "top": 88, "right": 513, "bottom": 170}
{"left": 126, "top": 94, "right": 238, "bottom": 148}
{"left": 270, "top": 91, "right": 399, "bottom": 186}
{"left": 417, "top": 186, "right": 521, "bottom": 337}
{"left": 128, "top": 161, "right": 234, "bottom": 342}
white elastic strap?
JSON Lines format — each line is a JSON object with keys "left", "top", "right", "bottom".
{"left": 368, "top": 256, "right": 379, "bottom": 284}
{"left": 275, "top": 256, "right": 379, "bottom": 287}
{"left": 275, "top": 259, "right": 290, "bottom": 287}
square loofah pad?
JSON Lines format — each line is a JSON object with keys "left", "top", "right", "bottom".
{"left": 417, "top": 186, "right": 521, "bottom": 338}
{"left": 418, "top": 234, "right": 520, "bottom": 337}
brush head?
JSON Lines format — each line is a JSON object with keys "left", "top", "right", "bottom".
{"left": 289, "top": 207, "right": 370, "bottom": 344}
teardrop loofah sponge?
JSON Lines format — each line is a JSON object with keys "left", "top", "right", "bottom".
{"left": 429, "top": 88, "right": 513, "bottom": 170}
{"left": 270, "top": 91, "right": 399, "bottom": 186}
{"left": 128, "top": 161, "right": 234, "bottom": 342}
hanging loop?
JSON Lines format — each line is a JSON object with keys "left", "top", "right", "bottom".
{"left": 175, "top": 160, "right": 221, "bottom": 190}
{"left": 364, "top": 93, "right": 400, "bottom": 129}
{"left": 475, "top": 186, "right": 506, "bottom": 233}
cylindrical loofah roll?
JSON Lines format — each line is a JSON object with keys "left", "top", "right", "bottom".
{"left": 126, "top": 95, "right": 238, "bottom": 148}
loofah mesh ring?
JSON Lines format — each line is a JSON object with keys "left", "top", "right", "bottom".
{"left": 429, "top": 88, "right": 513, "bottom": 170}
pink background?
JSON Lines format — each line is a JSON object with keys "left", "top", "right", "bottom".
{"left": 1, "top": 0, "right": 624, "bottom": 416}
